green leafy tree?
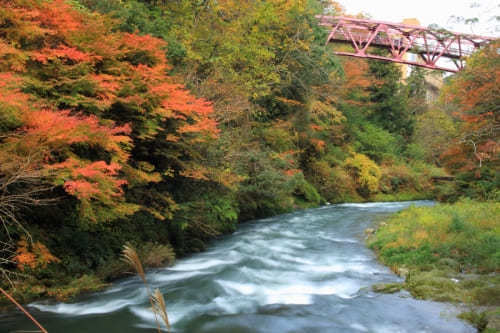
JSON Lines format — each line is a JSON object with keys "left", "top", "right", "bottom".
{"left": 368, "top": 60, "right": 414, "bottom": 139}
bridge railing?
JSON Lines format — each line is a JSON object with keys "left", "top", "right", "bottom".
{"left": 317, "top": 16, "right": 496, "bottom": 72}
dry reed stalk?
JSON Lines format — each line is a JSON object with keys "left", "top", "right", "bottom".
{"left": 121, "top": 244, "right": 170, "bottom": 333}
{"left": 152, "top": 288, "right": 171, "bottom": 332}
{"left": 122, "top": 244, "right": 147, "bottom": 285}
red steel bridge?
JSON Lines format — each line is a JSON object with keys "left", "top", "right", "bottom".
{"left": 317, "top": 16, "right": 497, "bottom": 73}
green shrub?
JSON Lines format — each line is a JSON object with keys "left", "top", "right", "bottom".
{"left": 293, "top": 177, "right": 322, "bottom": 205}
{"left": 353, "top": 123, "right": 400, "bottom": 162}
{"left": 405, "top": 143, "right": 426, "bottom": 161}
{"left": 262, "top": 126, "right": 295, "bottom": 152}
{"left": 458, "top": 311, "right": 488, "bottom": 332}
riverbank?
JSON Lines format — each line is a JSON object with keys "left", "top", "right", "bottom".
{"left": 368, "top": 200, "right": 500, "bottom": 332}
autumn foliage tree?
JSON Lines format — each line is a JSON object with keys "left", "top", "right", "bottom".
{"left": 438, "top": 42, "right": 499, "bottom": 199}
{"left": 0, "top": 0, "right": 222, "bottom": 284}
{"left": 0, "top": 0, "right": 219, "bottom": 222}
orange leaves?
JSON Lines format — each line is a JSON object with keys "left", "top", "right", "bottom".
{"left": 35, "top": 0, "right": 83, "bottom": 33}
{"left": 310, "top": 124, "right": 322, "bottom": 131}
{"left": 0, "top": 40, "right": 25, "bottom": 71}
{"left": 63, "top": 180, "right": 101, "bottom": 199}
{"left": 165, "top": 93, "right": 212, "bottom": 117}
{"left": 342, "top": 58, "right": 372, "bottom": 90}
{"left": 6, "top": 0, "right": 83, "bottom": 38}
{"left": 72, "top": 161, "right": 121, "bottom": 179}
{"left": 91, "top": 74, "right": 121, "bottom": 94}
{"left": 135, "top": 64, "right": 170, "bottom": 83}
{"left": 178, "top": 118, "right": 219, "bottom": 139}
{"left": 155, "top": 83, "right": 219, "bottom": 138}
{"left": 273, "top": 150, "right": 302, "bottom": 178}
{"left": 439, "top": 42, "right": 499, "bottom": 171}
{"left": 443, "top": 43, "right": 499, "bottom": 114}
{"left": 50, "top": 158, "right": 128, "bottom": 205}
{"left": 440, "top": 145, "right": 475, "bottom": 172}
{"left": 15, "top": 238, "right": 60, "bottom": 271}
{"left": 22, "top": 109, "right": 93, "bottom": 145}
{"left": 157, "top": 84, "right": 214, "bottom": 115}
{"left": 442, "top": 43, "right": 499, "bottom": 118}
{"left": 121, "top": 33, "right": 167, "bottom": 62}
{"left": 179, "top": 165, "right": 244, "bottom": 191}
{"left": 1, "top": 106, "right": 134, "bottom": 221}
{"left": 0, "top": 72, "right": 22, "bottom": 88}
{"left": 32, "top": 45, "right": 95, "bottom": 64}
{"left": 284, "top": 169, "right": 301, "bottom": 177}
{"left": 5, "top": 0, "right": 219, "bottom": 144}
{"left": 335, "top": 58, "right": 377, "bottom": 107}
{"left": 310, "top": 138, "right": 326, "bottom": 152}
{"left": 274, "top": 97, "right": 304, "bottom": 107}
{"left": 20, "top": 109, "right": 132, "bottom": 202}
{"left": 0, "top": 0, "right": 222, "bottom": 223}
{"left": 19, "top": 110, "right": 132, "bottom": 161}
{"left": 120, "top": 35, "right": 219, "bottom": 140}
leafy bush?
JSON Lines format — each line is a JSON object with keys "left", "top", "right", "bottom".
{"left": 405, "top": 143, "right": 427, "bottom": 161}
{"left": 307, "top": 160, "right": 358, "bottom": 202}
{"left": 353, "top": 123, "right": 400, "bottom": 162}
{"left": 261, "top": 125, "right": 296, "bottom": 152}
{"left": 344, "top": 153, "right": 381, "bottom": 196}
{"left": 292, "top": 176, "right": 322, "bottom": 206}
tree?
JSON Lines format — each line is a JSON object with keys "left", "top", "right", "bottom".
{"left": 440, "top": 42, "right": 499, "bottom": 172}
{"left": 0, "top": 0, "right": 220, "bottom": 224}
{"left": 413, "top": 108, "right": 457, "bottom": 163}
{"left": 405, "top": 67, "right": 428, "bottom": 116}
{"left": 368, "top": 59, "right": 414, "bottom": 139}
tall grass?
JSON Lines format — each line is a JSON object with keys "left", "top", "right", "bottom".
{"left": 122, "top": 244, "right": 170, "bottom": 332}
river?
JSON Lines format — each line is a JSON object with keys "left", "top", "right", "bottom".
{"left": 1, "top": 201, "right": 475, "bottom": 332}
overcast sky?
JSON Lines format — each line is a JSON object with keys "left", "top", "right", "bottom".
{"left": 336, "top": 0, "right": 500, "bottom": 36}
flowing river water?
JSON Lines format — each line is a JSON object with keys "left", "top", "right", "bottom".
{"left": 1, "top": 201, "right": 475, "bottom": 332}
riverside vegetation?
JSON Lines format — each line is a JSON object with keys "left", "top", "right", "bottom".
{"left": 0, "top": 0, "right": 498, "bottom": 326}
{"left": 369, "top": 201, "right": 499, "bottom": 331}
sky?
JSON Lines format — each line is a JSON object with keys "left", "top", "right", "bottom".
{"left": 336, "top": 0, "right": 500, "bottom": 37}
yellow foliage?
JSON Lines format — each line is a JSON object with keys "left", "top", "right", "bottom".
{"left": 310, "top": 100, "right": 346, "bottom": 124}
{"left": 344, "top": 153, "right": 381, "bottom": 194}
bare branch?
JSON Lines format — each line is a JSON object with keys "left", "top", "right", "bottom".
{"left": 0, "top": 150, "right": 58, "bottom": 282}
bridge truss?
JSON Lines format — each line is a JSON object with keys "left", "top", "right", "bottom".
{"left": 317, "top": 16, "right": 496, "bottom": 72}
